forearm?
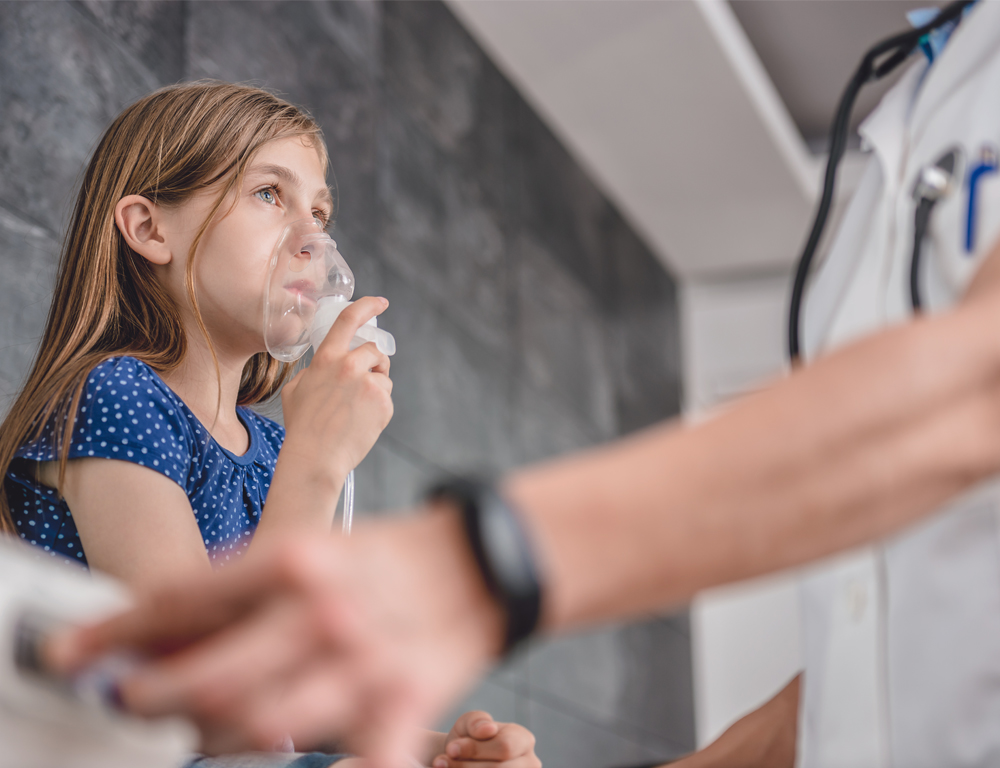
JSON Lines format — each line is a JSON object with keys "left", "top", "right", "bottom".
{"left": 256, "top": 299, "right": 393, "bottom": 546}
{"left": 506, "top": 296, "right": 1000, "bottom": 629}
{"left": 671, "top": 676, "right": 799, "bottom": 768}
{"left": 250, "top": 441, "right": 346, "bottom": 544}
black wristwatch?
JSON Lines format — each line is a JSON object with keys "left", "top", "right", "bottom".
{"left": 426, "top": 478, "right": 543, "bottom": 654}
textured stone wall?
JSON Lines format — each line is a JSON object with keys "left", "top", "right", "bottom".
{"left": 0, "top": 1, "right": 691, "bottom": 764}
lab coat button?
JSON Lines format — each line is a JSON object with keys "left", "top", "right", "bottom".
{"left": 846, "top": 579, "right": 868, "bottom": 623}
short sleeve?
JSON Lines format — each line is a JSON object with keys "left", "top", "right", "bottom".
{"left": 17, "top": 358, "right": 193, "bottom": 489}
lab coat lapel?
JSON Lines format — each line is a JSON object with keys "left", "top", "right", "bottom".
{"left": 802, "top": 61, "right": 923, "bottom": 360}
{"left": 857, "top": 62, "right": 923, "bottom": 195}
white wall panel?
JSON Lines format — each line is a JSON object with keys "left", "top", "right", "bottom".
{"left": 682, "top": 270, "right": 805, "bottom": 747}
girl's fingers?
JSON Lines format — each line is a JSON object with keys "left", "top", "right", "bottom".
{"left": 434, "top": 757, "right": 542, "bottom": 768}
{"left": 446, "top": 725, "right": 535, "bottom": 762}
{"left": 346, "top": 342, "right": 391, "bottom": 377}
{"left": 468, "top": 717, "right": 500, "bottom": 740}
{"left": 449, "top": 710, "right": 496, "bottom": 741}
{"left": 315, "top": 297, "right": 388, "bottom": 359}
{"left": 374, "top": 373, "right": 393, "bottom": 396}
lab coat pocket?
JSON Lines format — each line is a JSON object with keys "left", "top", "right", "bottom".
{"left": 933, "top": 145, "right": 1000, "bottom": 297}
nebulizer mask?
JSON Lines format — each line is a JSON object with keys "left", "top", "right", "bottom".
{"left": 263, "top": 219, "right": 396, "bottom": 534}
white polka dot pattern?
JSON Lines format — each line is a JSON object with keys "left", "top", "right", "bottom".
{"left": 5, "top": 357, "right": 285, "bottom": 568}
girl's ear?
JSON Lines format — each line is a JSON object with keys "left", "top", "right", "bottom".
{"left": 115, "top": 195, "right": 171, "bottom": 266}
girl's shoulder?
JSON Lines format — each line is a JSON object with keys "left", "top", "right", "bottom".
{"left": 17, "top": 356, "right": 193, "bottom": 467}
{"left": 85, "top": 355, "right": 169, "bottom": 393}
{"left": 87, "top": 355, "right": 162, "bottom": 386}
{"left": 87, "top": 355, "right": 163, "bottom": 386}
{"left": 83, "top": 356, "right": 186, "bottom": 420}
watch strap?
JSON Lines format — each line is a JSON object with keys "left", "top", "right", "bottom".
{"left": 427, "top": 478, "right": 542, "bottom": 653}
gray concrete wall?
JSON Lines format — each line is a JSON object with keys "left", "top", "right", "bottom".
{"left": 0, "top": 1, "right": 691, "bottom": 764}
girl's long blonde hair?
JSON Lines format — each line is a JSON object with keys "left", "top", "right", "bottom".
{"left": 0, "top": 81, "right": 329, "bottom": 532}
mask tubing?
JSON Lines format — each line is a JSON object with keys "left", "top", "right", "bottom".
{"left": 342, "top": 469, "right": 354, "bottom": 536}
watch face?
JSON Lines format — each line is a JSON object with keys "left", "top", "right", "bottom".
{"left": 483, "top": 495, "right": 534, "bottom": 592}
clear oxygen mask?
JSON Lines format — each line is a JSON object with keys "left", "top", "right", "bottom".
{"left": 263, "top": 219, "right": 395, "bottom": 363}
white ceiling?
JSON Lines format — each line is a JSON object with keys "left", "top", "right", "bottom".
{"left": 445, "top": 0, "right": 934, "bottom": 279}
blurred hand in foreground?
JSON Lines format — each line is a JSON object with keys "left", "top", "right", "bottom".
{"left": 47, "top": 511, "right": 504, "bottom": 768}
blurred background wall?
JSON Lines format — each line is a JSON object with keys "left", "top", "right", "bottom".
{"left": 0, "top": 1, "right": 689, "bottom": 765}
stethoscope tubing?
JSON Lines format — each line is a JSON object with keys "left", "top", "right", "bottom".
{"left": 787, "top": 0, "right": 974, "bottom": 364}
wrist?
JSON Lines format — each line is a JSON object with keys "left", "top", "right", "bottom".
{"left": 263, "top": 446, "right": 346, "bottom": 531}
{"left": 277, "top": 433, "right": 353, "bottom": 488}
{"left": 426, "top": 478, "right": 543, "bottom": 654}
{"left": 419, "top": 502, "right": 507, "bottom": 660}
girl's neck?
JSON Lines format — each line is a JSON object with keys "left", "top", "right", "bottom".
{"left": 158, "top": 337, "right": 253, "bottom": 455}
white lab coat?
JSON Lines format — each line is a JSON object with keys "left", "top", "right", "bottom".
{"left": 799, "top": 3, "right": 1000, "bottom": 766}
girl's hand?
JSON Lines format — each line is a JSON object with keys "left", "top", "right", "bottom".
{"left": 435, "top": 711, "right": 540, "bottom": 768}
{"left": 279, "top": 295, "right": 394, "bottom": 485}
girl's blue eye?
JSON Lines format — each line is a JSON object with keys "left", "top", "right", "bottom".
{"left": 255, "top": 188, "right": 277, "bottom": 205}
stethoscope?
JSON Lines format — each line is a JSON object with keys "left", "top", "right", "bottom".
{"left": 786, "top": 0, "right": 975, "bottom": 364}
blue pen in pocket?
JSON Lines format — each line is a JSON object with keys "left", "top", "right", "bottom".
{"left": 965, "top": 144, "right": 998, "bottom": 254}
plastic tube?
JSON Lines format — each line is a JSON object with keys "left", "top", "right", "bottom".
{"left": 342, "top": 469, "right": 354, "bottom": 536}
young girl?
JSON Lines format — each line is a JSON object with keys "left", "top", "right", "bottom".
{"left": 0, "top": 81, "right": 538, "bottom": 768}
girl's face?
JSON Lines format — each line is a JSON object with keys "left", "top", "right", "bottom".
{"left": 158, "top": 135, "right": 334, "bottom": 361}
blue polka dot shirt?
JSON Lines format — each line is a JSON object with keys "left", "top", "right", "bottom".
{"left": 5, "top": 356, "right": 285, "bottom": 567}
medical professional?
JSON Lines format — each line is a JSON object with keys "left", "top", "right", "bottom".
{"left": 673, "top": 3, "right": 1000, "bottom": 767}
{"left": 797, "top": 3, "right": 1000, "bottom": 767}
{"left": 44, "top": 4, "right": 1000, "bottom": 767}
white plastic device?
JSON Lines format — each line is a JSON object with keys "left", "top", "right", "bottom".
{"left": 0, "top": 538, "right": 196, "bottom": 768}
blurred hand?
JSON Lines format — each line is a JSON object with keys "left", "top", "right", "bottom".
{"left": 47, "top": 510, "right": 505, "bottom": 767}
{"left": 279, "top": 295, "right": 393, "bottom": 482}
{"left": 435, "top": 711, "right": 540, "bottom": 768}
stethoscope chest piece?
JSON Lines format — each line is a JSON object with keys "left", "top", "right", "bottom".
{"left": 909, "top": 146, "right": 963, "bottom": 312}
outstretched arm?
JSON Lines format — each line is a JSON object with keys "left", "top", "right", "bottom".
{"left": 667, "top": 676, "right": 799, "bottom": 768}
{"left": 511, "top": 273, "right": 1000, "bottom": 628}
{"left": 53, "top": 245, "right": 1000, "bottom": 763}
